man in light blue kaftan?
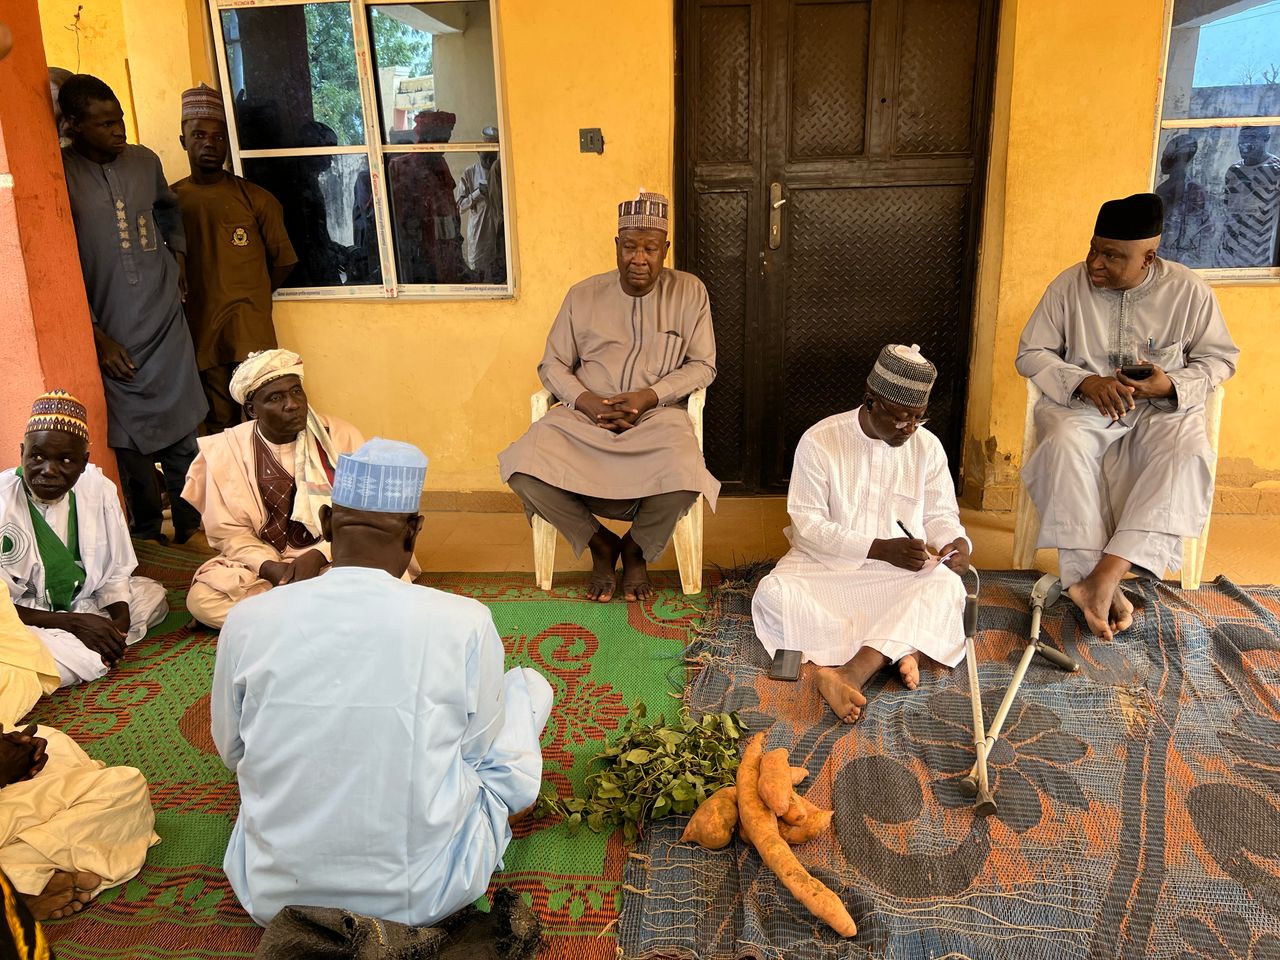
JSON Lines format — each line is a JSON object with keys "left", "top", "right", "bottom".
{"left": 211, "top": 438, "right": 552, "bottom": 927}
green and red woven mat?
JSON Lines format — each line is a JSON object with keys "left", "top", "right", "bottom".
{"left": 28, "top": 540, "right": 708, "bottom": 959}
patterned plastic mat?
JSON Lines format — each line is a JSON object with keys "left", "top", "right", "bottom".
{"left": 28, "top": 539, "right": 709, "bottom": 960}
{"left": 621, "top": 568, "right": 1280, "bottom": 960}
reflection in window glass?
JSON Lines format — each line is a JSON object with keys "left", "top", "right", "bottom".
{"left": 385, "top": 149, "right": 505, "bottom": 284}
{"left": 220, "top": 4, "right": 365, "bottom": 150}
{"left": 1162, "top": 1, "right": 1280, "bottom": 120}
{"left": 369, "top": 2, "right": 499, "bottom": 144}
{"left": 1155, "top": 127, "right": 1280, "bottom": 269}
{"left": 243, "top": 155, "right": 379, "bottom": 287}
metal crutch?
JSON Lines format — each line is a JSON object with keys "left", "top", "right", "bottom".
{"left": 959, "top": 573, "right": 1079, "bottom": 815}
{"left": 960, "top": 569, "right": 996, "bottom": 816}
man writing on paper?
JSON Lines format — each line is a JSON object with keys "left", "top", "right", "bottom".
{"left": 752, "top": 345, "right": 971, "bottom": 724}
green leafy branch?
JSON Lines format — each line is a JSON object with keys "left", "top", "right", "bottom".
{"left": 534, "top": 702, "right": 745, "bottom": 845}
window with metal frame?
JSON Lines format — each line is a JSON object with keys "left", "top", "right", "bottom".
{"left": 1153, "top": 0, "right": 1280, "bottom": 279}
{"left": 208, "top": 0, "right": 512, "bottom": 299}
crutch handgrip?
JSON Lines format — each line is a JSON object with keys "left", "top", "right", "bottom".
{"left": 964, "top": 592, "right": 979, "bottom": 638}
{"left": 1034, "top": 642, "right": 1079, "bottom": 672}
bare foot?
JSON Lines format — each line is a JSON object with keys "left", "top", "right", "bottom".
{"left": 815, "top": 647, "right": 889, "bottom": 724}
{"left": 1109, "top": 587, "right": 1135, "bottom": 634}
{"left": 22, "top": 870, "right": 101, "bottom": 921}
{"left": 619, "top": 532, "right": 653, "bottom": 602}
{"left": 898, "top": 654, "right": 920, "bottom": 690}
{"left": 585, "top": 527, "right": 621, "bottom": 602}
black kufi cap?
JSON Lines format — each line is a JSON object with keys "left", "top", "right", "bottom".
{"left": 1094, "top": 193, "right": 1164, "bottom": 241}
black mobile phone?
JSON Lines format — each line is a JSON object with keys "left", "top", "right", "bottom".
{"left": 1120, "top": 363, "right": 1154, "bottom": 380}
{"left": 768, "top": 648, "right": 802, "bottom": 681}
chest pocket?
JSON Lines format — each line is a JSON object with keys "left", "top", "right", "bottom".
{"left": 222, "top": 221, "right": 261, "bottom": 264}
{"left": 646, "top": 331, "right": 685, "bottom": 379}
{"left": 136, "top": 210, "right": 159, "bottom": 252}
{"left": 1147, "top": 340, "right": 1185, "bottom": 373}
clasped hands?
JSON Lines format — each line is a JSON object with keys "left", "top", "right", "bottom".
{"left": 259, "top": 548, "right": 329, "bottom": 587}
{"left": 1078, "top": 365, "right": 1174, "bottom": 421}
{"left": 575, "top": 389, "right": 660, "bottom": 432}
{"left": 0, "top": 724, "right": 48, "bottom": 789}
{"left": 869, "top": 536, "right": 971, "bottom": 575}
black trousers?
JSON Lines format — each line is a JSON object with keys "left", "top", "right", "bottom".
{"left": 114, "top": 432, "right": 201, "bottom": 539}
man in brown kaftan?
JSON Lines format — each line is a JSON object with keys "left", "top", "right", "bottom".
{"left": 499, "top": 193, "right": 719, "bottom": 601}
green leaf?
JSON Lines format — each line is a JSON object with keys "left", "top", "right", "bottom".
{"left": 625, "top": 748, "right": 651, "bottom": 764}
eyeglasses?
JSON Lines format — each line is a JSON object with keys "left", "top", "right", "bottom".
{"left": 890, "top": 416, "right": 929, "bottom": 429}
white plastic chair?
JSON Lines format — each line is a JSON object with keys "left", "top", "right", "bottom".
{"left": 528, "top": 387, "right": 706, "bottom": 595}
{"left": 1012, "top": 379, "right": 1224, "bottom": 589}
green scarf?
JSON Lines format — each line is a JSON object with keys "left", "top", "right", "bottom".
{"left": 16, "top": 468, "right": 85, "bottom": 611}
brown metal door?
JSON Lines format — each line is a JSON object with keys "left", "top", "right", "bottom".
{"left": 678, "top": 0, "right": 996, "bottom": 493}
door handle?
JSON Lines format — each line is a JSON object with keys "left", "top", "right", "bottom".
{"left": 769, "top": 182, "right": 785, "bottom": 250}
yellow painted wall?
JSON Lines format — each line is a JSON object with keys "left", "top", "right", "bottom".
{"left": 273, "top": 0, "right": 676, "bottom": 492}
{"left": 38, "top": 0, "right": 136, "bottom": 139}
{"left": 964, "top": 0, "right": 1280, "bottom": 511}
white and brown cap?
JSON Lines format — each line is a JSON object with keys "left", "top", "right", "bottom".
{"left": 618, "top": 190, "right": 669, "bottom": 232}
{"left": 181, "top": 83, "right": 225, "bottom": 123}
{"left": 867, "top": 343, "right": 937, "bottom": 408}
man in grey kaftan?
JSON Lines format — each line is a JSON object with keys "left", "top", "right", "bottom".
{"left": 499, "top": 192, "right": 718, "bottom": 602}
{"left": 59, "top": 75, "right": 206, "bottom": 544}
{"left": 1016, "top": 193, "right": 1238, "bottom": 640}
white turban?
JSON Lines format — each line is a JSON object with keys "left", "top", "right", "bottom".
{"left": 229, "top": 349, "right": 304, "bottom": 405}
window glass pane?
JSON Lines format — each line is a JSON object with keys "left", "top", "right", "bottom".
{"left": 1162, "top": 1, "right": 1280, "bottom": 120}
{"left": 219, "top": 4, "right": 365, "bottom": 149}
{"left": 385, "top": 150, "right": 506, "bottom": 284}
{"left": 244, "top": 155, "right": 380, "bottom": 287}
{"left": 1154, "top": 126, "right": 1280, "bottom": 269}
{"left": 369, "top": 2, "right": 499, "bottom": 145}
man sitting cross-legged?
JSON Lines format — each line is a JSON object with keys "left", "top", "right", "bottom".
{"left": 182, "top": 349, "right": 367, "bottom": 629}
{"left": 752, "top": 345, "right": 971, "bottom": 724}
{"left": 213, "top": 439, "right": 552, "bottom": 927}
{"left": 0, "top": 591, "right": 157, "bottom": 923}
{"left": 499, "top": 191, "right": 719, "bottom": 602}
{"left": 0, "top": 392, "right": 167, "bottom": 688}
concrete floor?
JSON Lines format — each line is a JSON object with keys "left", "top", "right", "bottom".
{"left": 407, "top": 499, "right": 1280, "bottom": 586}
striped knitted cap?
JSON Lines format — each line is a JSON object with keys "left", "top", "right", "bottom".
{"left": 26, "top": 390, "right": 89, "bottom": 442}
{"left": 867, "top": 344, "right": 936, "bottom": 408}
{"left": 618, "top": 190, "right": 669, "bottom": 232}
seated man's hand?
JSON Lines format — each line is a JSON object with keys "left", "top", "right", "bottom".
{"left": 574, "top": 391, "right": 624, "bottom": 431}
{"left": 936, "top": 538, "right": 971, "bottom": 575}
{"left": 59, "top": 613, "right": 126, "bottom": 666}
{"left": 1116, "top": 364, "right": 1175, "bottom": 401}
{"left": 259, "top": 559, "right": 289, "bottom": 586}
{"left": 600, "top": 389, "right": 660, "bottom": 431}
{"left": 279, "top": 549, "right": 329, "bottom": 585}
{"left": 868, "top": 536, "right": 930, "bottom": 571}
{"left": 0, "top": 726, "right": 47, "bottom": 789}
{"left": 1078, "top": 375, "right": 1135, "bottom": 420}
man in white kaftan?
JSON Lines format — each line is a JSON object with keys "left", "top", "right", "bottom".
{"left": 753, "top": 345, "right": 970, "bottom": 724}
{"left": 1, "top": 392, "right": 166, "bottom": 688}
{"left": 499, "top": 191, "right": 719, "bottom": 602}
{"left": 182, "top": 349, "right": 371, "bottom": 629}
{"left": 1016, "top": 193, "right": 1238, "bottom": 640}
{"left": 213, "top": 439, "right": 551, "bottom": 927}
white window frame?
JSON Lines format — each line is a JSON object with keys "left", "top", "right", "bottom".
{"left": 207, "top": 0, "right": 516, "bottom": 300}
{"left": 1152, "top": 0, "right": 1280, "bottom": 284}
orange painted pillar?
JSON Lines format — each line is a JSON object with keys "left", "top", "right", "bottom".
{"left": 0, "top": 1, "right": 116, "bottom": 483}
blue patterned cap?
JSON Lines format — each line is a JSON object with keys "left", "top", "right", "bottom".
{"left": 332, "top": 438, "right": 428, "bottom": 513}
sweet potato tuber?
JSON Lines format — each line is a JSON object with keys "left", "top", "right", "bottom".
{"left": 759, "top": 748, "right": 794, "bottom": 815}
{"left": 791, "top": 766, "right": 809, "bottom": 785}
{"left": 737, "top": 734, "right": 857, "bottom": 937}
{"left": 782, "top": 791, "right": 828, "bottom": 826}
{"left": 779, "top": 806, "right": 833, "bottom": 844}
{"left": 680, "top": 786, "right": 739, "bottom": 849}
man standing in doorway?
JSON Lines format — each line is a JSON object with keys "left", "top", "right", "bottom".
{"left": 59, "top": 74, "right": 206, "bottom": 544}
{"left": 173, "top": 84, "right": 297, "bottom": 434}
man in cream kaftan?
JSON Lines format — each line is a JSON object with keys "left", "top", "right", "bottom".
{"left": 214, "top": 440, "right": 551, "bottom": 927}
{"left": 1015, "top": 193, "right": 1238, "bottom": 639}
{"left": 1, "top": 393, "right": 167, "bottom": 688}
{"left": 753, "top": 345, "right": 971, "bottom": 724}
{"left": 499, "top": 192, "right": 718, "bottom": 601}
{"left": 181, "top": 350, "right": 368, "bottom": 629}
